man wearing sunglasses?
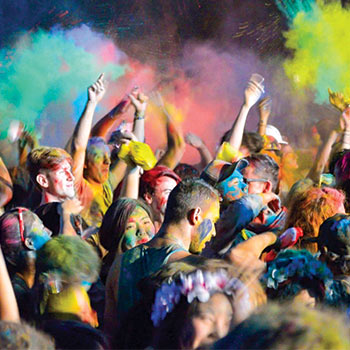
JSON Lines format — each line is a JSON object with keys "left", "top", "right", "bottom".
{"left": 201, "top": 154, "right": 287, "bottom": 256}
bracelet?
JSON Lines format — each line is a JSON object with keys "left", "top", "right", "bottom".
{"left": 134, "top": 112, "right": 145, "bottom": 120}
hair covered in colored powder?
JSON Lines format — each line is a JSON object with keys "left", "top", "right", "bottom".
{"left": 36, "top": 235, "right": 100, "bottom": 285}
{"left": 27, "top": 146, "right": 72, "bottom": 184}
{"left": 0, "top": 321, "right": 54, "bottom": 349}
{"left": 285, "top": 186, "right": 345, "bottom": 253}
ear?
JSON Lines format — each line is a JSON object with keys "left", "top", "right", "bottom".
{"left": 36, "top": 173, "right": 49, "bottom": 189}
{"left": 188, "top": 207, "right": 202, "bottom": 226}
{"left": 24, "top": 237, "right": 35, "bottom": 250}
{"left": 143, "top": 192, "right": 153, "bottom": 205}
{"left": 262, "top": 180, "right": 273, "bottom": 193}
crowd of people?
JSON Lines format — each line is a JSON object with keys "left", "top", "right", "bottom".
{"left": 1, "top": 72, "right": 350, "bottom": 349}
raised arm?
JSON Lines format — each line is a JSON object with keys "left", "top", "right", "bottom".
{"left": 0, "top": 247, "right": 20, "bottom": 322}
{"left": 220, "top": 79, "right": 263, "bottom": 154}
{"left": 71, "top": 74, "right": 106, "bottom": 183}
{"left": 257, "top": 97, "right": 272, "bottom": 136}
{"left": 185, "top": 132, "right": 213, "bottom": 170}
{"left": 0, "top": 157, "right": 13, "bottom": 209}
{"left": 153, "top": 92, "right": 186, "bottom": 170}
{"left": 306, "top": 127, "right": 339, "bottom": 183}
{"left": 90, "top": 98, "right": 130, "bottom": 140}
{"left": 306, "top": 89, "right": 350, "bottom": 182}
{"left": 339, "top": 107, "right": 350, "bottom": 151}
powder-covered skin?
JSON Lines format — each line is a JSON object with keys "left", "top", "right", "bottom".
{"left": 122, "top": 205, "right": 155, "bottom": 250}
{"left": 190, "top": 202, "right": 220, "bottom": 253}
{"left": 152, "top": 176, "right": 178, "bottom": 216}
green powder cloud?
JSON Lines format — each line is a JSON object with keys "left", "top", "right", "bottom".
{"left": 283, "top": 1, "right": 350, "bottom": 104}
{"left": 0, "top": 25, "right": 126, "bottom": 138}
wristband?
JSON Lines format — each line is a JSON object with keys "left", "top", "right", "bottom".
{"left": 134, "top": 112, "right": 145, "bottom": 120}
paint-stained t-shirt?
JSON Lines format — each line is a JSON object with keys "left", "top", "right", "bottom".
{"left": 76, "top": 178, "right": 113, "bottom": 228}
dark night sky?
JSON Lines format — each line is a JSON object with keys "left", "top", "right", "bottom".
{"left": 0, "top": 0, "right": 289, "bottom": 60}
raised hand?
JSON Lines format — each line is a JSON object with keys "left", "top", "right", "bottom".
{"left": 129, "top": 87, "right": 149, "bottom": 117}
{"left": 244, "top": 81, "right": 263, "bottom": 108}
{"left": 259, "top": 96, "right": 272, "bottom": 115}
{"left": 185, "top": 133, "right": 204, "bottom": 148}
{"left": 88, "top": 73, "right": 106, "bottom": 104}
{"left": 62, "top": 198, "right": 83, "bottom": 216}
{"left": 328, "top": 88, "right": 347, "bottom": 112}
{"left": 341, "top": 106, "right": 350, "bottom": 131}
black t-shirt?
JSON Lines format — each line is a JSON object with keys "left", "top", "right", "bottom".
{"left": 41, "top": 317, "right": 108, "bottom": 349}
{"left": 35, "top": 202, "right": 83, "bottom": 236}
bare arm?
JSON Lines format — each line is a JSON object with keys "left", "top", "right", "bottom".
{"left": 339, "top": 107, "right": 350, "bottom": 151}
{"left": 185, "top": 133, "right": 213, "bottom": 170}
{"left": 306, "top": 129, "right": 339, "bottom": 183}
{"left": 90, "top": 99, "right": 130, "bottom": 140}
{"left": 0, "top": 247, "right": 20, "bottom": 322}
{"left": 71, "top": 74, "right": 106, "bottom": 184}
{"left": 153, "top": 93, "right": 185, "bottom": 169}
{"left": 257, "top": 97, "right": 272, "bottom": 136}
{"left": 220, "top": 81, "right": 263, "bottom": 155}
{"left": 0, "top": 157, "right": 13, "bottom": 208}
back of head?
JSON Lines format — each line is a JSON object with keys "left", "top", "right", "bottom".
{"left": 0, "top": 208, "right": 44, "bottom": 273}
{"left": 214, "top": 302, "right": 350, "bottom": 350}
{"left": 241, "top": 132, "right": 264, "bottom": 154}
{"left": 263, "top": 249, "right": 332, "bottom": 302}
{"left": 163, "top": 178, "right": 219, "bottom": 224}
{"left": 174, "top": 163, "right": 199, "bottom": 180}
{"left": 139, "top": 165, "right": 181, "bottom": 198}
{"left": 244, "top": 154, "right": 280, "bottom": 193}
{"left": 318, "top": 214, "right": 350, "bottom": 275}
{"left": 36, "top": 235, "right": 100, "bottom": 286}
{"left": 285, "top": 187, "right": 345, "bottom": 253}
{"left": 27, "top": 147, "right": 72, "bottom": 186}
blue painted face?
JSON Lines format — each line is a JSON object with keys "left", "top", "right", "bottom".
{"left": 216, "top": 169, "right": 248, "bottom": 203}
{"left": 27, "top": 220, "right": 52, "bottom": 250}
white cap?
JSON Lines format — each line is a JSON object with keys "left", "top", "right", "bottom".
{"left": 265, "top": 124, "right": 288, "bottom": 145}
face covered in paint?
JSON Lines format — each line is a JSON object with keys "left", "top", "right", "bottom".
{"left": 25, "top": 213, "right": 52, "bottom": 251}
{"left": 216, "top": 167, "right": 248, "bottom": 204}
{"left": 44, "top": 160, "right": 75, "bottom": 200}
{"left": 190, "top": 201, "right": 220, "bottom": 254}
{"left": 188, "top": 293, "right": 233, "bottom": 349}
{"left": 85, "top": 144, "right": 111, "bottom": 184}
{"left": 151, "top": 176, "right": 178, "bottom": 216}
{"left": 121, "top": 205, "right": 155, "bottom": 251}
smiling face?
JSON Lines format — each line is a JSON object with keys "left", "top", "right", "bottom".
{"left": 189, "top": 293, "right": 233, "bottom": 349}
{"left": 43, "top": 160, "right": 75, "bottom": 200}
{"left": 121, "top": 205, "right": 155, "bottom": 251}
{"left": 190, "top": 201, "right": 220, "bottom": 254}
{"left": 85, "top": 144, "right": 111, "bottom": 184}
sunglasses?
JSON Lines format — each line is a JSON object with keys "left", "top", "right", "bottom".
{"left": 243, "top": 178, "right": 268, "bottom": 184}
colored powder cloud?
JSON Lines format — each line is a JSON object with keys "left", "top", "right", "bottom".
{"left": 283, "top": 1, "right": 350, "bottom": 103}
{"left": 0, "top": 25, "right": 127, "bottom": 143}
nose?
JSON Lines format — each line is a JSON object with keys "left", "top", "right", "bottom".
{"left": 136, "top": 226, "right": 147, "bottom": 238}
{"left": 215, "top": 317, "right": 230, "bottom": 339}
{"left": 65, "top": 170, "right": 74, "bottom": 181}
{"left": 103, "top": 154, "right": 111, "bottom": 165}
